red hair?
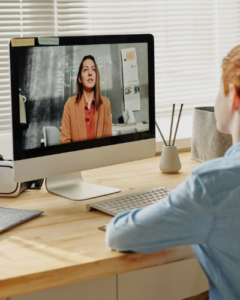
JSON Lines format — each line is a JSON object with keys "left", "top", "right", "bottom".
{"left": 222, "top": 45, "right": 240, "bottom": 96}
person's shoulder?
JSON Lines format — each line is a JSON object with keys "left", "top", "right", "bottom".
{"left": 65, "top": 95, "right": 77, "bottom": 106}
{"left": 192, "top": 155, "right": 240, "bottom": 193}
{"left": 192, "top": 157, "right": 228, "bottom": 176}
{"left": 100, "top": 96, "right": 110, "bottom": 105}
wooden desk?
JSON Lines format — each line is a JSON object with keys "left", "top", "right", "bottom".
{"left": 0, "top": 152, "right": 201, "bottom": 299}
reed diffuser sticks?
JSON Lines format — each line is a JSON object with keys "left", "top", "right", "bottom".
{"left": 155, "top": 104, "right": 183, "bottom": 146}
{"left": 172, "top": 103, "right": 183, "bottom": 146}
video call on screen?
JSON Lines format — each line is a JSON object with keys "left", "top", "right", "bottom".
{"left": 17, "top": 43, "right": 149, "bottom": 150}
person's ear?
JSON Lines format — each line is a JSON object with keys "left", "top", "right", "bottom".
{"left": 78, "top": 76, "right": 82, "bottom": 84}
{"left": 229, "top": 84, "right": 240, "bottom": 112}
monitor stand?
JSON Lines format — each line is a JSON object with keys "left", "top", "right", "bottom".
{"left": 45, "top": 172, "right": 120, "bottom": 201}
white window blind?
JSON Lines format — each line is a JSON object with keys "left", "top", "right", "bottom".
{"left": 1, "top": 0, "right": 240, "bottom": 137}
{"left": 0, "top": 0, "right": 55, "bottom": 133}
{"left": 56, "top": 0, "right": 240, "bottom": 140}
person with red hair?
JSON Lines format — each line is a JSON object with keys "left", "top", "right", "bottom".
{"left": 106, "top": 45, "right": 240, "bottom": 300}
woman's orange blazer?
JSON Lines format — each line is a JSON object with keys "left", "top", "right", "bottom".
{"left": 59, "top": 95, "right": 112, "bottom": 144}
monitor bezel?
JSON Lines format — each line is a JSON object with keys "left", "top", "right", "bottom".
{"left": 9, "top": 34, "right": 155, "bottom": 161}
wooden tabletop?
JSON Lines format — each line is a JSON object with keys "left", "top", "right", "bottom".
{"left": 0, "top": 152, "right": 201, "bottom": 298}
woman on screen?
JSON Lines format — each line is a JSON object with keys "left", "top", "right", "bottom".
{"left": 59, "top": 55, "right": 112, "bottom": 144}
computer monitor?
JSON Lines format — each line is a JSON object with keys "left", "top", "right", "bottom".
{"left": 9, "top": 34, "right": 155, "bottom": 200}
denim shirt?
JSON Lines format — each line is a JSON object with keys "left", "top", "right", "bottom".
{"left": 106, "top": 141, "right": 240, "bottom": 300}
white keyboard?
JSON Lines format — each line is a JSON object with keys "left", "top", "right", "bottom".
{"left": 86, "top": 187, "right": 170, "bottom": 216}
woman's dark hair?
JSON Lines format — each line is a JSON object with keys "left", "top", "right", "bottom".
{"left": 76, "top": 55, "right": 102, "bottom": 110}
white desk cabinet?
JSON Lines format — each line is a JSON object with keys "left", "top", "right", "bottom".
{"left": 118, "top": 258, "right": 208, "bottom": 300}
{"left": 12, "top": 276, "right": 117, "bottom": 300}
{"left": 10, "top": 258, "right": 208, "bottom": 300}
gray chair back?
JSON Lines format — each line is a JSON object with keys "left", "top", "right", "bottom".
{"left": 43, "top": 126, "right": 60, "bottom": 147}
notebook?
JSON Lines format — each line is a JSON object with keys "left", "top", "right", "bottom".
{"left": 0, "top": 207, "right": 43, "bottom": 233}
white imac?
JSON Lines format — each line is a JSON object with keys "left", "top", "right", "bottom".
{"left": 9, "top": 34, "right": 155, "bottom": 201}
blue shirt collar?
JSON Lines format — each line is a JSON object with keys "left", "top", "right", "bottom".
{"left": 225, "top": 140, "right": 240, "bottom": 157}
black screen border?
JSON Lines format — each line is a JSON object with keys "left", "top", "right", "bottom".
{"left": 9, "top": 34, "right": 155, "bottom": 161}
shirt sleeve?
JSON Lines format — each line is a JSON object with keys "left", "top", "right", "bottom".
{"left": 105, "top": 174, "right": 214, "bottom": 253}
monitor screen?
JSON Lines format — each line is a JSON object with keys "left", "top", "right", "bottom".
{"left": 10, "top": 35, "right": 155, "bottom": 161}
{"left": 10, "top": 35, "right": 155, "bottom": 185}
